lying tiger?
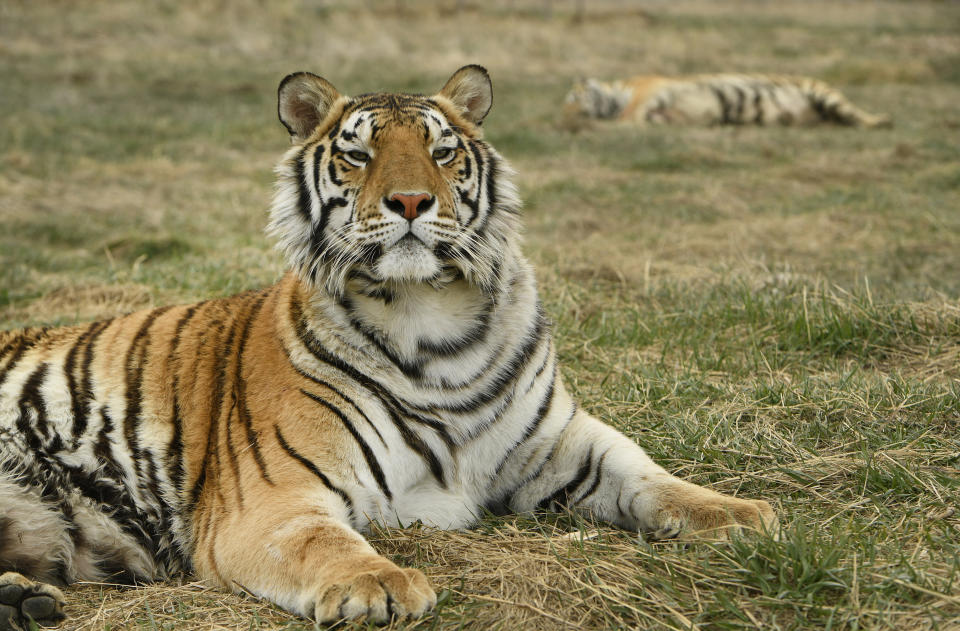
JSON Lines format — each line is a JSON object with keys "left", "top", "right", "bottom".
{"left": 564, "top": 73, "right": 891, "bottom": 128}
{"left": 0, "top": 65, "right": 777, "bottom": 629}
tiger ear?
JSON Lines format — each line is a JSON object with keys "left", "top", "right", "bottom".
{"left": 278, "top": 72, "right": 342, "bottom": 141}
{"left": 437, "top": 65, "right": 493, "bottom": 126}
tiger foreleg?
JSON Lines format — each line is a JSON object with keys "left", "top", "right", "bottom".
{"left": 194, "top": 489, "right": 435, "bottom": 624}
{"left": 512, "top": 410, "right": 778, "bottom": 539}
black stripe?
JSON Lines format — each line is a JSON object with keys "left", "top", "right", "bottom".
{"left": 11, "top": 399, "right": 161, "bottom": 563}
{"left": 233, "top": 293, "right": 274, "bottom": 485}
{"left": 310, "top": 144, "right": 349, "bottom": 252}
{"left": 139, "top": 443, "right": 174, "bottom": 558}
{"left": 17, "top": 362, "right": 50, "bottom": 452}
{"left": 309, "top": 196, "right": 349, "bottom": 267}
{"left": 711, "top": 86, "right": 732, "bottom": 125}
{"left": 123, "top": 307, "right": 173, "bottom": 505}
{"left": 476, "top": 149, "right": 502, "bottom": 234}
{"left": 464, "top": 141, "right": 486, "bottom": 226}
{"left": 732, "top": 85, "right": 746, "bottom": 123}
{"left": 809, "top": 91, "right": 829, "bottom": 121}
{"left": 326, "top": 120, "right": 341, "bottom": 140}
{"left": 536, "top": 446, "right": 595, "bottom": 511}
{"left": 274, "top": 426, "right": 355, "bottom": 519}
{"left": 753, "top": 87, "right": 764, "bottom": 125}
{"left": 296, "top": 150, "right": 313, "bottom": 223}
{"left": 300, "top": 388, "right": 392, "bottom": 500}
{"left": 573, "top": 450, "right": 609, "bottom": 506}
{"left": 94, "top": 406, "right": 123, "bottom": 489}
{"left": 0, "top": 335, "right": 34, "bottom": 390}
{"left": 0, "top": 335, "right": 22, "bottom": 364}
{"left": 166, "top": 304, "right": 203, "bottom": 501}
{"left": 327, "top": 158, "right": 343, "bottom": 186}
{"left": 458, "top": 188, "right": 480, "bottom": 223}
{"left": 127, "top": 310, "right": 174, "bottom": 543}
{"left": 363, "top": 287, "right": 394, "bottom": 303}
{"left": 312, "top": 144, "right": 325, "bottom": 196}
{"left": 193, "top": 309, "right": 242, "bottom": 505}
{"left": 188, "top": 315, "right": 231, "bottom": 506}
{"left": 62, "top": 321, "right": 99, "bottom": 444}
{"left": 72, "top": 319, "right": 113, "bottom": 440}
{"left": 370, "top": 119, "right": 383, "bottom": 142}
{"left": 222, "top": 389, "right": 244, "bottom": 507}
{"left": 457, "top": 140, "right": 472, "bottom": 180}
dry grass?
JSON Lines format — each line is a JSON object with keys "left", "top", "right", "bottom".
{"left": 2, "top": 0, "right": 960, "bottom": 629}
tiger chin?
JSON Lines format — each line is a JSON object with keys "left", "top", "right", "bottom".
{"left": 0, "top": 65, "right": 777, "bottom": 629}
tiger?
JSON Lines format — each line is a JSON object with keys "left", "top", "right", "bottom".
{"left": 0, "top": 65, "right": 778, "bottom": 629}
{"left": 563, "top": 73, "right": 892, "bottom": 128}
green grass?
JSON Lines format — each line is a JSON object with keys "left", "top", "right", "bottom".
{"left": 2, "top": 0, "right": 960, "bottom": 629}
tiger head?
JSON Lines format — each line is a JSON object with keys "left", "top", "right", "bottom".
{"left": 562, "top": 77, "right": 629, "bottom": 121}
{"left": 268, "top": 65, "right": 520, "bottom": 298}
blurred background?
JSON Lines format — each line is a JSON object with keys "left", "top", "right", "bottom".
{"left": 1, "top": 1, "right": 958, "bottom": 630}
{"left": 3, "top": 0, "right": 958, "bottom": 327}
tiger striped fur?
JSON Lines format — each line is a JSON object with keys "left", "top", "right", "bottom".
{"left": 0, "top": 66, "right": 777, "bottom": 628}
{"left": 564, "top": 74, "right": 891, "bottom": 128}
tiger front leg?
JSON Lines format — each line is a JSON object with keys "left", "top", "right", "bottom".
{"left": 511, "top": 409, "right": 778, "bottom": 539}
{"left": 193, "top": 487, "right": 435, "bottom": 624}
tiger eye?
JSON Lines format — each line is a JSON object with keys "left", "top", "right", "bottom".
{"left": 432, "top": 148, "right": 454, "bottom": 161}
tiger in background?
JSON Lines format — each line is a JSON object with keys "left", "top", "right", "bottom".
{"left": 563, "top": 73, "right": 891, "bottom": 128}
{"left": 0, "top": 65, "right": 778, "bottom": 629}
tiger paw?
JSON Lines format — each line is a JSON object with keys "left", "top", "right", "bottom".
{"left": 313, "top": 557, "right": 436, "bottom": 624}
{"left": 0, "top": 572, "right": 66, "bottom": 631}
{"left": 642, "top": 482, "right": 779, "bottom": 540}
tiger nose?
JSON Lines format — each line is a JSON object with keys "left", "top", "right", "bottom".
{"left": 385, "top": 192, "right": 434, "bottom": 221}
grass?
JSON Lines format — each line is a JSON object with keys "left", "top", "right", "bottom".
{"left": 2, "top": 0, "right": 959, "bottom": 629}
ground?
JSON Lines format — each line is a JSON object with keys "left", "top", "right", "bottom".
{"left": 1, "top": 1, "right": 959, "bottom": 629}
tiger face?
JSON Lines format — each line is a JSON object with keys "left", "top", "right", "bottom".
{"left": 269, "top": 65, "right": 520, "bottom": 298}
{"left": 563, "top": 78, "right": 628, "bottom": 120}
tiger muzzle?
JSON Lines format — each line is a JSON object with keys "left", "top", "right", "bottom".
{"left": 385, "top": 193, "right": 435, "bottom": 221}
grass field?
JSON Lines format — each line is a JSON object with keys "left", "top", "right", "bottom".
{"left": 2, "top": 0, "right": 960, "bottom": 629}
